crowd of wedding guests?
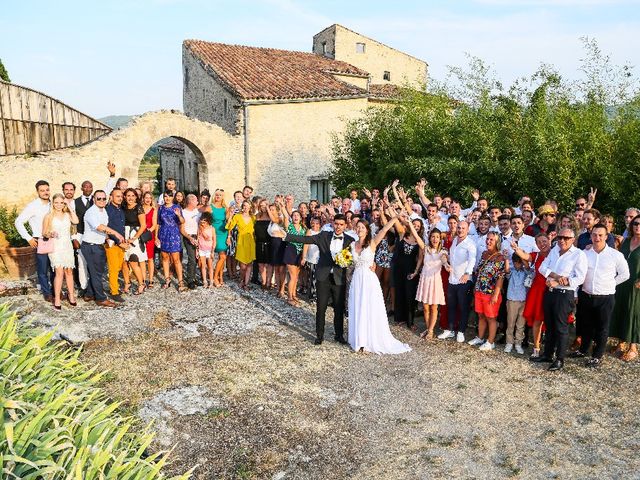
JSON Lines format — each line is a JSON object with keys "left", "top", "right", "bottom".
{"left": 15, "top": 164, "right": 640, "bottom": 370}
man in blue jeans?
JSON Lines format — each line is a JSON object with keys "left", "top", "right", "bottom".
{"left": 438, "top": 220, "right": 477, "bottom": 343}
{"left": 15, "top": 180, "right": 53, "bottom": 301}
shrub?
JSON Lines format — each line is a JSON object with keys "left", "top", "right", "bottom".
{"left": 0, "top": 305, "right": 191, "bottom": 479}
{"left": 330, "top": 39, "right": 640, "bottom": 221}
{"left": 0, "top": 206, "right": 29, "bottom": 247}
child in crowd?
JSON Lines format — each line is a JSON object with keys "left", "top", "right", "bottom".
{"left": 301, "top": 217, "right": 322, "bottom": 300}
{"left": 198, "top": 212, "right": 216, "bottom": 288}
{"left": 504, "top": 253, "right": 529, "bottom": 354}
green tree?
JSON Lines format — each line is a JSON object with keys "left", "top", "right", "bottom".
{"left": 0, "top": 58, "right": 10, "bottom": 82}
{"left": 330, "top": 40, "right": 640, "bottom": 222}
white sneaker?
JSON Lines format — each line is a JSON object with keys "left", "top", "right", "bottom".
{"left": 479, "top": 341, "right": 495, "bottom": 351}
{"left": 504, "top": 343, "right": 513, "bottom": 353}
{"left": 468, "top": 336, "right": 484, "bottom": 346}
{"left": 515, "top": 344, "right": 525, "bottom": 355}
{"left": 456, "top": 332, "right": 465, "bottom": 343}
{"left": 437, "top": 330, "right": 455, "bottom": 340}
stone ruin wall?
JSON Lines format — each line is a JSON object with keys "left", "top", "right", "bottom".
{"left": 0, "top": 110, "right": 243, "bottom": 209}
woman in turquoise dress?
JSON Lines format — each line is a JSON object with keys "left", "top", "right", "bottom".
{"left": 208, "top": 189, "right": 229, "bottom": 287}
{"left": 610, "top": 214, "right": 640, "bottom": 362}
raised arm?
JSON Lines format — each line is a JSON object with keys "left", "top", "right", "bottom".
{"left": 404, "top": 215, "right": 426, "bottom": 249}
{"left": 414, "top": 179, "right": 432, "bottom": 210}
{"left": 371, "top": 217, "right": 398, "bottom": 250}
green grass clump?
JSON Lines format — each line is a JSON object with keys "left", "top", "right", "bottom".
{"left": 0, "top": 304, "right": 191, "bottom": 479}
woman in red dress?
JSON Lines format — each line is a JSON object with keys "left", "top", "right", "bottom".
{"left": 523, "top": 233, "right": 551, "bottom": 359}
{"left": 439, "top": 215, "right": 459, "bottom": 330}
{"left": 142, "top": 192, "right": 158, "bottom": 288}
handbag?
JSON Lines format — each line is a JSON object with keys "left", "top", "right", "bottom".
{"left": 139, "top": 230, "right": 153, "bottom": 243}
{"left": 524, "top": 268, "right": 535, "bottom": 288}
{"left": 37, "top": 237, "right": 55, "bottom": 254}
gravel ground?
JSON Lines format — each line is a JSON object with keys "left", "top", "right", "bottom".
{"left": 5, "top": 283, "right": 640, "bottom": 479}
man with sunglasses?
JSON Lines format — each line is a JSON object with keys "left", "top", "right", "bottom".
{"left": 81, "top": 190, "right": 125, "bottom": 307}
{"left": 525, "top": 205, "right": 557, "bottom": 237}
{"left": 533, "top": 228, "right": 587, "bottom": 371}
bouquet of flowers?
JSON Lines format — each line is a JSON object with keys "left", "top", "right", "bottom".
{"left": 334, "top": 248, "right": 353, "bottom": 268}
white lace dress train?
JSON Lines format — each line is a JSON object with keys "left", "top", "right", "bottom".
{"left": 348, "top": 244, "right": 411, "bottom": 354}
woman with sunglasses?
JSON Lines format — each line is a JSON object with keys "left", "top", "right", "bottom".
{"left": 609, "top": 214, "right": 640, "bottom": 362}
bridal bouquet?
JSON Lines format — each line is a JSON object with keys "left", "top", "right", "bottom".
{"left": 334, "top": 248, "right": 353, "bottom": 268}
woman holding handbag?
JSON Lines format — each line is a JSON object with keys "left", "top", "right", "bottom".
{"left": 42, "top": 193, "right": 79, "bottom": 310}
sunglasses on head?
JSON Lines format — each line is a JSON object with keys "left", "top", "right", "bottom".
{"left": 557, "top": 235, "right": 574, "bottom": 241}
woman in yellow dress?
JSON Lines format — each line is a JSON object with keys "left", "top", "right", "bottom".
{"left": 226, "top": 200, "right": 256, "bottom": 289}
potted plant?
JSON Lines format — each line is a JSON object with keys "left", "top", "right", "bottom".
{"left": 0, "top": 206, "right": 36, "bottom": 279}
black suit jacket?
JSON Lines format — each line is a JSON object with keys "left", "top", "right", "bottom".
{"left": 74, "top": 196, "right": 93, "bottom": 234}
{"left": 285, "top": 230, "right": 354, "bottom": 285}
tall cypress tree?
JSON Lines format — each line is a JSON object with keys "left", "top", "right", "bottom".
{"left": 0, "top": 59, "right": 10, "bottom": 82}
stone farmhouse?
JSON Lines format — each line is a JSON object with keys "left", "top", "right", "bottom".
{"left": 178, "top": 23, "right": 428, "bottom": 202}
{"left": 0, "top": 24, "right": 427, "bottom": 208}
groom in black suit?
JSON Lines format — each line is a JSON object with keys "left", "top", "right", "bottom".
{"left": 284, "top": 214, "right": 354, "bottom": 345}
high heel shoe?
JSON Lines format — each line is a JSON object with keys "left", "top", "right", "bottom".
{"left": 68, "top": 297, "right": 77, "bottom": 307}
{"left": 53, "top": 303, "right": 62, "bottom": 311}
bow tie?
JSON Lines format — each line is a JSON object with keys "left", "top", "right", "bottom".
{"left": 333, "top": 235, "right": 343, "bottom": 240}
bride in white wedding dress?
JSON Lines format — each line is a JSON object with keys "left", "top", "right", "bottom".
{"left": 349, "top": 213, "right": 419, "bottom": 354}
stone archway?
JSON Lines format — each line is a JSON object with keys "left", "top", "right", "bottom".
{"left": 0, "top": 110, "right": 244, "bottom": 208}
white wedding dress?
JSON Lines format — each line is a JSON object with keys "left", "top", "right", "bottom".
{"left": 348, "top": 243, "right": 412, "bottom": 355}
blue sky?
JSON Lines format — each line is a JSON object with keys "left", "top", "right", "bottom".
{"left": 2, "top": 0, "right": 639, "bottom": 117}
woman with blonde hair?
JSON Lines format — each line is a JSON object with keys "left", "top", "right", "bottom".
{"left": 42, "top": 193, "right": 79, "bottom": 309}
{"left": 226, "top": 200, "right": 256, "bottom": 290}
{"left": 209, "top": 189, "right": 229, "bottom": 287}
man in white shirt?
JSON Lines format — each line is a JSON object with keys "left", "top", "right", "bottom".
{"left": 534, "top": 228, "right": 587, "bottom": 371}
{"left": 503, "top": 215, "right": 538, "bottom": 267}
{"left": 438, "top": 221, "right": 477, "bottom": 343}
{"left": 570, "top": 224, "right": 629, "bottom": 368}
{"left": 180, "top": 194, "right": 202, "bottom": 289}
{"left": 80, "top": 190, "right": 123, "bottom": 308}
{"left": 488, "top": 206, "right": 502, "bottom": 232}
{"left": 15, "top": 180, "right": 52, "bottom": 301}
{"left": 349, "top": 189, "right": 361, "bottom": 214}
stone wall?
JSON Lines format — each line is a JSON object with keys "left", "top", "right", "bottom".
{"left": 183, "top": 46, "right": 243, "bottom": 135}
{"left": 245, "top": 97, "right": 368, "bottom": 202}
{"left": 0, "top": 110, "right": 244, "bottom": 209}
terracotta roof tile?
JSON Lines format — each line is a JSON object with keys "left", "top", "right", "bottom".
{"left": 184, "top": 40, "right": 369, "bottom": 101}
{"left": 368, "top": 84, "right": 401, "bottom": 100}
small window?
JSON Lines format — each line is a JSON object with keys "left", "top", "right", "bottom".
{"left": 321, "top": 41, "right": 327, "bottom": 55}
{"left": 223, "top": 98, "right": 228, "bottom": 119}
{"left": 383, "top": 71, "right": 391, "bottom": 81}
{"left": 310, "top": 179, "right": 330, "bottom": 204}
{"left": 356, "top": 42, "right": 366, "bottom": 54}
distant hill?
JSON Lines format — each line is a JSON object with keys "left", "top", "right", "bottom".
{"left": 98, "top": 115, "right": 136, "bottom": 130}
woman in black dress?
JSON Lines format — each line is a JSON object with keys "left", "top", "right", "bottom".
{"left": 392, "top": 215, "right": 425, "bottom": 330}
{"left": 254, "top": 199, "right": 272, "bottom": 289}
{"left": 268, "top": 202, "right": 287, "bottom": 297}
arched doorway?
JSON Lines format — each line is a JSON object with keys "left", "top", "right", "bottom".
{"left": 138, "top": 136, "right": 208, "bottom": 195}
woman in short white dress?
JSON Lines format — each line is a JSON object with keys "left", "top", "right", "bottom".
{"left": 43, "top": 193, "right": 79, "bottom": 309}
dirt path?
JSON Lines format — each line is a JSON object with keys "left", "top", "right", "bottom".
{"left": 8, "top": 285, "right": 640, "bottom": 479}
